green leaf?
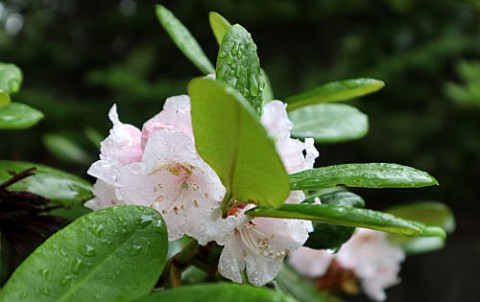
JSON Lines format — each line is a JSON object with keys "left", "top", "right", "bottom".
{"left": 305, "top": 191, "right": 365, "bottom": 250}
{"left": 0, "top": 160, "right": 93, "bottom": 207}
{"left": 216, "top": 24, "right": 265, "bottom": 113}
{"left": 156, "top": 5, "right": 214, "bottom": 75}
{"left": 261, "top": 69, "right": 274, "bottom": 104}
{"left": 1, "top": 206, "right": 168, "bottom": 302}
{"left": 285, "top": 78, "right": 384, "bottom": 111}
{"left": 386, "top": 201, "right": 455, "bottom": 232}
{"left": 0, "top": 63, "right": 22, "bottom": 108}
{"left": 0, "top": 102, "right": 44, "bottom": 130}
{"left": 189, "top": 78, "right": 289, "bottom": 208}
{"left": 137, "top": 283, "right": 296, "bottom": 302}
{"left": 289, "top": 103, "right": 368, "bottom": 143}
{"left": 209, "top": 12, "right": 231, "bottom": 44}
{"left": 247, "top": 204, "right": 446, "bottom": 237}
{"left": 43, "top": 134, "right": 93, "bottom": 165}
{"left": 289, "top": 163, "right": 438, "bottom": 190}
{"left": 275, "top": 265, "right": 340, "bottom": 302}
{"left": 386, "top": 201, "right": 455, "bottom": 254}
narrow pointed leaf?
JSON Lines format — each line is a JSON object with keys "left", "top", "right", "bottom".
{"left": 1, "top": 206, "right": 168, "bottom": 302}
{"left": 289, "top": 103, "right": 368, "bottom": 143}
{"left": 43, "top": 134, "right": 93, "bottom": 164}
{"left": 0, "top": 160, "right": 92, "bottom": 206}
{"left": 216, "top": 24, "right": 264, "bottom": 113}
{"left": 386, "top": 201, "right": 455, "bottom": 254}
{"left": 305, "top": 191, "right": 365, "bottom": 250}
{"left": 290, "top": 163, "right": 438, "bottom": 190}
{"left": 247, "top": 204, "right": 446, "bottom": 237}
{"left": 137, "top": 283, "right": 295, "bottom": 302}
{"left": 0, "top": 63, "right": 22, "bottom": 108}
{"left": 209, "top": 12, "right": 231, "bottom": 44}
{"left": 285, "top": 78, "right": 384, "bottom": 111}
{"left": 189, "top": 78, "right": 289, "bottom": 208}
{"left": 0, "top": 102, "right": 43, "bottom": 129}
{"left": 156, "top": 5, "right": 214, "bottom": 74}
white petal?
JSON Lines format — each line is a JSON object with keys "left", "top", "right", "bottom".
{"left": 245, "top": 249, "right": 283, "bottom": 286}
{"left": 261, "top": 101, "right": 293, "bottom": 141}
{"left": 289, "top": 247, "right": 335, "bottom": 278}
{"left": 218, "top": 235, "right": 246, "bottom": 284}
{"left": 84, "top": 180, "right": 122, "bottom": 210}
{"left": 336, "top": 229, "right": 405, "bottom": 301}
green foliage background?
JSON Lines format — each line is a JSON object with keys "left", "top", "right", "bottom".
{"left": 0, "top": 0, "right": 479, "bottom": 300}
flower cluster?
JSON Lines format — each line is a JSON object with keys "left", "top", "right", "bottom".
{"left": 289, "top": 228, "right": 405, "bottom": 301}
{"left": 86, "top": 96, "right": 319, "bottom": 286}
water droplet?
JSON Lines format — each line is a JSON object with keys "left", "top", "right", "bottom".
{"left": 95, "top": 224, "right": 105, "bottom": 236}
{"left": 140, "top": 215, "right": 154, "bottom": 227}
{"left": 130, "top": 244, "right": 143, "bottom": 256}
{"left": 72, "top": 258, "right": 83, "bottom": 274}
{"left": 82, "top": 245, "right": 96, "bottom": 257}
{"left": 19, "top": 292, "right": 28, "bottom": 299}
{"left": 60, "top": 275, "right": 73, "bottom": 286}
{"left": 218, "top": 50, "right": 226, "bottom": 58}
{"left": 232, "top": 43, "right": 239, "bottom": 55}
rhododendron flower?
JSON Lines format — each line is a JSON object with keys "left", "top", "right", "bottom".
{"left": 289, "top": 228, "right": 405, "bottom": 301}
{"left": 85, "top": 96, "right": 225, "bottom": 241}
{"left": 337, "top": 228, "right": 405, "bottom": 301}
{"left": 216, "top": 202, "right": 313, "bottom": 286}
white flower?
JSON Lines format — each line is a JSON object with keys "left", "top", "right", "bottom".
{"left": 289, "top": 228, "right": 405, "bottom": 302}
{"left": 217, "top": 205, "right": 313, "bottom": 286}
{"left": 86, "top": 97, "right": 225, "bottom": 242}
{"left": 336, "top": 228, "right": 405, "bottom": 301}
{"left": 288, "top": 247, "right": 335, "bottom": 278}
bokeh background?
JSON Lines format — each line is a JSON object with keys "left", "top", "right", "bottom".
{"left": 0, "top": 0, "right": 479, "bottom": 301}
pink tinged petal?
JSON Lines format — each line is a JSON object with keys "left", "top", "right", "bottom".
{"left": 336, "top": 228, "right": 405, "bottom": 301}
{"left": 289, "top": 247, "right": 335, "bottom": 278}
{"left": 218, "top": 235, "right": 246, "bottom": 284}
{"left": 261, "top": 101, "right": 293, "bottom": 141}
{"left": 141, "top": 95, "right": 193, "bottom": 148}
{"left": 100, "top": 104, "right": 142, "bottom": 164}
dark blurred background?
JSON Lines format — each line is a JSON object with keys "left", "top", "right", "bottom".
{"left": 0, "top": 0, "right": 479, "bottom": 301}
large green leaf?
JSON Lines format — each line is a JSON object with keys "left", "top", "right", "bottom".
{"left": 1, "top": 206, "right": 168, "bottom": 302}
{"left": 0, "top": 102, "right": 44, "bottom": 130}
{"left": 276, "top": 265, "right": 340, "bottom": 302}
{"left": 0, "top": 63, "right": 22, "bottom": 108}
{"left": 209, "top": 12, "right": 231, "bottom": 44}
{"left": 137, "top": 283, "right": 295, "bottom": 302}
{"left": 216, "top": 24, "right": 265, "bottom": 113}
{"left": 189, "top": 78, "right": 289, "bottom": 208}
{"left": 285, "top": 78, "right": 384, "bottom": 111}
{"left": 386, "top": 201, "right": 455, "bottom": 254}
{"left": 156, "top": 5, "right": 214, "bottom": 75}
{"left": 0, "top": 160, "right": 92, "bottom": 207}
{"left": 305, "top": 191, "right": 365, "bottom": 250}
{"left": 289, "top": 103, "right": 368, "bottom": 143}
{"left": 247, "top": 204, "right": 446, "bottom": 237}
{"left": 290, "top": 163, "right": 438, "bottom": 190}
